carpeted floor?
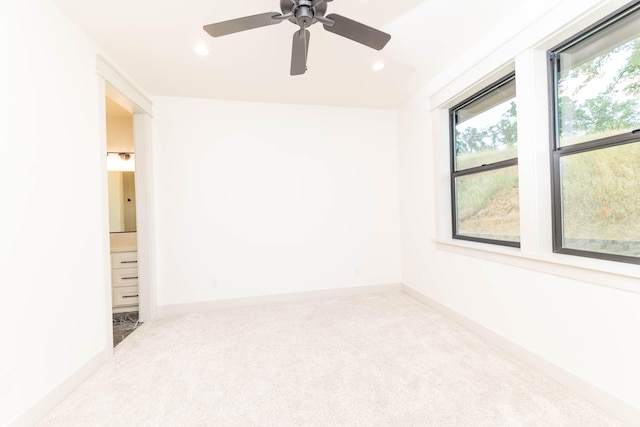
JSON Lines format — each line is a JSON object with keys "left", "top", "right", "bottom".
{"left": 39, "top": 292, "right": 624, "bottom": 426}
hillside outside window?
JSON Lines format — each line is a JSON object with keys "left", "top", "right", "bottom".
{"left": 450, "top": 73, "right": 520, "bottom": 247}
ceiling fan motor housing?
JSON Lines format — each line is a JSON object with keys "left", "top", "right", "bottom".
{"left": 280, "top": 0, "right": 327, "bottom": 28}
{"left": 296, "top": 0, "right": 314, "bottom": 27}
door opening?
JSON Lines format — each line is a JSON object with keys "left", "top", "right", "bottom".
{"left": 105, "top": 92, "right": 141, "bottom": 346}
{"left": 98, "top": 55, "right": 156, "bottom": 352}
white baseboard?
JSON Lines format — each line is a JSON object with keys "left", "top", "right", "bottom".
{"left": 401, "top": 284, "right": 639, "bottom": 426}
{"left": 9, "top": 348, "right": 111, "bottom": 427}
{"left": 157, "top": 283, "right": 403, "bottom": 318}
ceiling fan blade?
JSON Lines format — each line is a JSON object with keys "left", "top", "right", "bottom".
{"left": 322, "top": 13, "right": 391, "bottom": 50}
{"left": 203, "top": 12, "right": 282, "bottom": 37}
{"left": 291, "top": 29, "right": 310, "bottom": 76}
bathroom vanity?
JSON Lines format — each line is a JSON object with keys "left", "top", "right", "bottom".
{"left": 111, "top": 247, "right": 138, "bottom": 313}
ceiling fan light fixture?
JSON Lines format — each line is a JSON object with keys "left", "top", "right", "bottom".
{"left": 193, "top": 43, "right": 209, "bottom": 56}
{"left": 372, "top": 60, "right": 385, "bottom": 71}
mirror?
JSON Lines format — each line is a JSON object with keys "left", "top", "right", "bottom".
{"left": 108, "top": 171, "right": 136, "bottom": 232}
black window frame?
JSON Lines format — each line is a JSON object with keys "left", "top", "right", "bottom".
{"left": 548, "top": 1, "right": 640, "bottom": 265}
{"left": 449, "top": 72, "right": 520, "bottom": 248}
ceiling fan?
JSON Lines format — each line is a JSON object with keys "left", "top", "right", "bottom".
{"left": 203, "top": 0, "right": 391, "bottom": 75}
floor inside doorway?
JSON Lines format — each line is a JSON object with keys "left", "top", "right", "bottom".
{"left": 112, "top": 311, "right": 141, "bottom": 347}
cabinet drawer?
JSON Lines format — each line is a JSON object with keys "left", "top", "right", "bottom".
{"left": 113, "top": 286, "right": 138, "bottom": 307}
{"left": 111, "top": 251, "right": 138, "bottom": 269}
{"left": 112, "top": 267, "right": 139, "bottom": 287}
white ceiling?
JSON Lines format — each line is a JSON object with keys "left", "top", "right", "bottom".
{"left": 55, "top": 0, "right": 512, "bottom": 109}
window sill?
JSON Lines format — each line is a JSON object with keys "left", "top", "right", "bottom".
{"left": 433, "top": 238, "right": 640, "bottom": 295}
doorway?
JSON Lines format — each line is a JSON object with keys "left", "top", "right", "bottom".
{"left": 97, "top": 55, "right": 156, "bottom": 351}
{"left": 106, "top": 94, "right": 140, "bottom": 345}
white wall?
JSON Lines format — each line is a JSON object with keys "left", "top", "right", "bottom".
{"left": 0, "top": 0, "right": 111, "bottom": 425}
{"left": 151, "top": 97, "right": 401, "bottom": 307}
{"left": 398, "top": 0, "right": 640, "bottom": 422}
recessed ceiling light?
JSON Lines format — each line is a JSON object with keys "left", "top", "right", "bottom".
{"left": 372, "top": 61, "right": 385, "bottom": 71}
{"left": 194, "top": 44, "right": 209, "bottom": 56}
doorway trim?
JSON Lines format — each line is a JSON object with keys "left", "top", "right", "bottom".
{"left": 96, "top": 55, "right": 156, "bottom": 333}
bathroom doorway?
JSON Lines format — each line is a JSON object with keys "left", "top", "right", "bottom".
{"left": 97, "top": 56, "right": 156, "bottom": 352}
{"left": 105, "top": 94, "right": 140, "bottom": 346}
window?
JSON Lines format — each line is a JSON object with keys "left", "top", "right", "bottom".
{"left": 450, "top": 73, "right": 519, "bottom": 246}
{"left": 550, "top": 2, "right": 640, "bottom": 264}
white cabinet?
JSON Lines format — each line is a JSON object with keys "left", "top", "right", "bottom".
{"left": 111, "top": 251, "right": 138, "bottom": 312}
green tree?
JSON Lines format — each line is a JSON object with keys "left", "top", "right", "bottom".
{"left": 488, "top": 101, "right": 518, "bottom": 149}
{"left": 607, "top": 39, "right": 640, "bottom": 96}
{"left": 559, "top": 37, "right": 640, "bottom": 140}
{"left": 566, "top": 39, "right": 640, "bottom": 97}
{"left": 574, "top": 96, "right": 639, "bottom": 134}
{"left": 455, "top": 101, "right": 517, "bottom": 155}
{"left": 456, "top": 127, "right": 487, "bottom": 155}
{"left": 559, "top": 94, "right": 639, "bottom": 139}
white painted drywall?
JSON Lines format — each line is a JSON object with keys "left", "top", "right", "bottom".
{"left": 151, "top": 97, "right": 401, "bottom": 306}
{"left": 398, "top": 0, "right": 640, "bottom": 417}
{"left": 0, "top": 0, "right": 111, "bottom": 425}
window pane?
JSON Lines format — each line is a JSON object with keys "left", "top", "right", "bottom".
{"left": 454, "top": 79, "right": 517, "bottom": 170}
{"left": 557, "top": 8, "right": 640, "bottom": 147}
{"left": 560, "top": 142, "right": 640, "bottom": 257}
{"left": 455, "top": 166, "right": 520, "bottom": 242}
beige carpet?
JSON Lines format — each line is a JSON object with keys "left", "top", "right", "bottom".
{"left": 38, "top": 291, "right": 624, "bottom": 426}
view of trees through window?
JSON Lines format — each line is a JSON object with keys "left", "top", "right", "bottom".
{"left": 456, "top": 100, "right": 518, "bottom": 168}
{"left": 558, "top": 39, "right": 640, "bottom": 146}
{"left": 554, "top": 8, "right": 640, "bottom": 259}
{"left": 452, "top": 77, "right": 519, "bottom": 244}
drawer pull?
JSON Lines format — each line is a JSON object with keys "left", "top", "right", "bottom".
{"left": 123, "top": 276, "right": 138, "bottom": 280}
{"left": 121, "top": 260, "right": 138, "bottom": 264}
{"left": 122, "top": 295, "right": 138, "bottom": 299}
